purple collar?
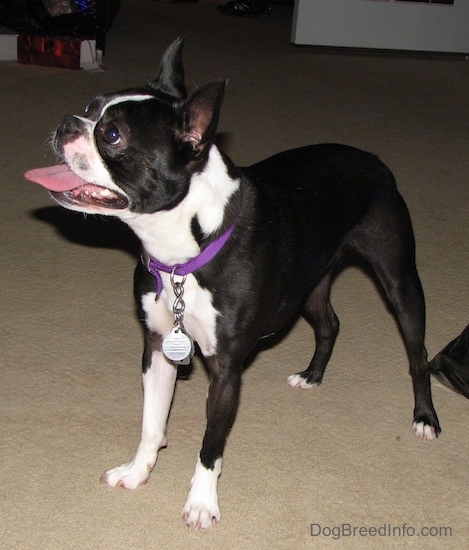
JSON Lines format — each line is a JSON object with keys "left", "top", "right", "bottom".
{"left": 142, "top": 222, "right": 236, "bottom": 296}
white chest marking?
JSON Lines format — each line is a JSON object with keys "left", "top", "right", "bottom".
{"left": 122, "top": 147, "right": 240, "bottom": 265}
{"left": 141, "top": 273, "right": 219, "bottom": 357}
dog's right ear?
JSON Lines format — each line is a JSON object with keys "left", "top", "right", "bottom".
{"left": 148, "top": 37, "right": 187, "bottom": 100}
{"left": 177, "top": 80, "right": 227, "bottom": 158}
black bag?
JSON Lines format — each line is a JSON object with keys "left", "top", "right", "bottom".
{"left": 430, "top": 324, "right": 469, "bottom": 399}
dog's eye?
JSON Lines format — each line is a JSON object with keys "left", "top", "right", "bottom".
{"left": 103, "top": 125, "right": 122, "bottom": 146}
{"left": 84, "top": 104, "right": 91, "bottom": 114}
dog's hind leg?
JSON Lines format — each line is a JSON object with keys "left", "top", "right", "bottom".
{"left": 373, "top": 262, "right": 440, "bottom": 440}
{"left": 182, "top": 354, "right": 242, "bottom": 529}
{"left": 287, "top": 271, "right": 339, "bottom": 389}
{"left": 354, "top": 189, "right": 440, "bottom": 441}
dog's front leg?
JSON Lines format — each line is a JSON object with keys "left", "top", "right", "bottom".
{"left": 101, "top": 340, "right": 177, "bottom": 489}
{"left": 182, "top": 355, "right": 241, "bottom": 529}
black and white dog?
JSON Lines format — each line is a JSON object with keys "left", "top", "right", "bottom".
{"left": 26, "top": 38, "right": 442, "bottom": 528}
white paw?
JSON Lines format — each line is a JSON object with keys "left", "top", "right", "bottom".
{"left": 100, "top": 460, "right": 153, "bottom": 489}
{"left": 182, "top": 499, "right": 221, "bottom": 530}
{"left": 182, "top": 456, "right": 222, "bottom": 529}
{"left": 287, "top": 373, "right": 317, "bottom": 389}
{"left": 412, "top": 421, "right": 436, "bottom": 442}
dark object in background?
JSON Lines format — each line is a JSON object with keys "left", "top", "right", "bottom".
{"left": 217, "top": 0, "right": 268, "bottom": 17}
{"left": 216, "top": 0, "right": 293, "bottom": 18}
{"left": 0, "top": 0, "right": 120, "bottom": 52}
{"left": 430, "top": 324, "right": 469, "bottom": 398}
{"left": 17, "top": 33, "right": 84, "bottom": 69}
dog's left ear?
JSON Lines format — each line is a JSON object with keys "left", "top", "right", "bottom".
{"left": 149, "top": 37, "right": 187, "bottom": 100}
{"left": 177, "top": 80, "right": 227, "bottom": 155}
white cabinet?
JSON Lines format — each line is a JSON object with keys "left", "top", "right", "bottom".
{"left": 292, "top": 1, "right": 469, "bottom": 54}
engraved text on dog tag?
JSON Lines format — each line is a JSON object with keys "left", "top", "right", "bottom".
{"left": 162, "top": 326, "right": 194, "bottom": 365}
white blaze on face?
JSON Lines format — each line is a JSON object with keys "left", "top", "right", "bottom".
{"left": 98, "top": 94, "right": 156, "bottom": 118}
{"left": 61, "top": 94, "right": 156, "bottom": 192}
{"left": 62, "top": 116, "right": 115, "bottom": 189}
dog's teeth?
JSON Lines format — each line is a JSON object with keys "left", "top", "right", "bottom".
{"left": 83, "top": 187, "right": 115, "bottom": 198}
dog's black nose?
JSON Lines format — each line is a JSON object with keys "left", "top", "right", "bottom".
{"left": 56, "top": 115, "right": 84, "bottom": 144}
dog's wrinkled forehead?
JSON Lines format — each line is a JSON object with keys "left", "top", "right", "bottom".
{"left": 82, "top": 92, "right": 157, "bottom": 122}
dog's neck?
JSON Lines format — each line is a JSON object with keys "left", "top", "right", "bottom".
{"left": 121, "top": 146, "right": 240, "bottom": 265}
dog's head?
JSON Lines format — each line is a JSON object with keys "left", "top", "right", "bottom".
{"left": 26, "top": 38, "right": 227, "bottom": 216}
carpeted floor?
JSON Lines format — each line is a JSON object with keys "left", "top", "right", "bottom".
{"left": 1, "top": 1, "right": 468, "bottom": 548}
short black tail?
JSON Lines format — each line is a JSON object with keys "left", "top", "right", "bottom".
{"left": 430, "top": 324, "right": 469, "bottom": 399}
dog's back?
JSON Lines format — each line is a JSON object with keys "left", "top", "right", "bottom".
{"left": 245, "top": 143, "right": 396, "bottom": 239}
{"left": 230, "top": 144, "right": 408, "bottom": 334}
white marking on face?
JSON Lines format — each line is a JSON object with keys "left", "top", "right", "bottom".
{"left": 62, "top": 127, "right": 118, "bottom": 189}
{"left": 99, "top": 94, "right": 155, "bottom": 119}
{"left": 60, "top": 94, "right": 157, "bottom": 198}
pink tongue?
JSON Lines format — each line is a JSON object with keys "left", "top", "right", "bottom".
{"left": 24, "top": 165, "right": 87, "bottom": 192}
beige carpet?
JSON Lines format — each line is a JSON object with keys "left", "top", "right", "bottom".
{"left": 1, "top": 1, "right": 468, "bottom": 548}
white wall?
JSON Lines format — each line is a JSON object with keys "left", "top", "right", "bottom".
{"left": 292, "top": 0, "right": 469, "bottom": 54}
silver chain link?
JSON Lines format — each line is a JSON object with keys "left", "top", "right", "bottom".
{"left": 170, "top": 269, "right": 186, "bottom": 328}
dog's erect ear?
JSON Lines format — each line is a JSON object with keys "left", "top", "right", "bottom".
{"left": 148, "top": 37, "right": 186, "bottom": 99}
{"left": 178, "top": 80, "right": 227, "bottom": 154}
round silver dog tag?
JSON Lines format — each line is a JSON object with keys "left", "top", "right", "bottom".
{"left": 162, "top": 327, "right": 194, "bottom": 364}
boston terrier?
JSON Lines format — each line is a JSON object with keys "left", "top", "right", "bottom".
{"left": 26, "top": 38, "right": 442, "bottom": 529}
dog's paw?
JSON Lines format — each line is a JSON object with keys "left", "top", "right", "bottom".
{"left": 286, "top": 373, "right": 317, "bottom": 389}
{"left": 100, "top": 460, "right": 152, "bottom": 489}
{"left": 412, "top": 421, "right": 438, "bottom": 442}
{"left": 182, "top": 456, "right": 222, "bottom": 529}
{"left": 182, "top": 499, "right": 221, "bottom": 530}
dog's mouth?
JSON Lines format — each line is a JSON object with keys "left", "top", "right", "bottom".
{"left": 56, "top": 183, "right": 128, "bottom": 209}
{"left": 24, "top": 165, "right": 128, "bottom": 210}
